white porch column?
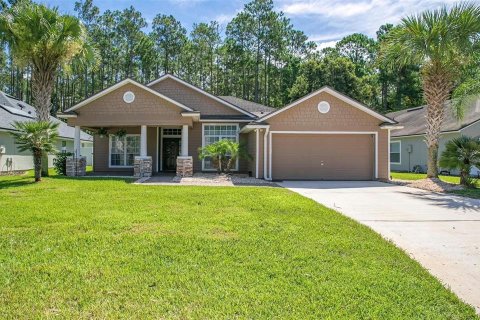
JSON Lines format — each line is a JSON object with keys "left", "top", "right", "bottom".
{"left": 181, "top": 124, "right": 189, "bottom": 156}
{"left": 140, "top": 125, "right": 147, "bottom": 157}
{"left": 74, "top": 126, "right": 81, "bottom": 157}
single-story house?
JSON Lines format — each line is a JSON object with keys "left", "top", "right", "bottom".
{"left": 387, "top": 98, "right": 480, "bottom": 175}
{"left": 58, "top": 74, "right": 398, "bottom": 180}
{"left": 0, "top": 91, "right": 93, "bottom": 173}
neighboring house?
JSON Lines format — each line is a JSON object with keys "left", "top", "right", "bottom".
{"left": 58, "top": 74, "right": 398, "bottom": 180}
{"left": 0, "top": 91, "right": 93, "bottom": 173}
{"left": 387, "top": 98, "right": 480, "bottom": 175}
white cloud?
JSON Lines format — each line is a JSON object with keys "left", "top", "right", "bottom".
{"left": 282, "top": 0, "right": 374, "bottom": 18}
{"left": 316, "top": 40, "right": 339, "bottom": 50}
{"left": 215, "top": 13, "right": 236, "bottom": 25}
{"left": 278, "top": 0, "right": 458, "bottom": 38}
{"left": 309, "top": 33, "right": 349, "bottom": 42}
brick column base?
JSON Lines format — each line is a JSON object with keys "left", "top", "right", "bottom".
{"left": 134, "top": 156, "right": 152, "bottom": 178}
{"left": 176, "top": 156, "right": 193, "bottom": 177}
{"left": 66, "top": 156, "right": 87, "bottom": 177}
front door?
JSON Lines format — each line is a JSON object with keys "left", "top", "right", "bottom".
{"left": 163, "top": 138, "right": 180, "bottom": 171}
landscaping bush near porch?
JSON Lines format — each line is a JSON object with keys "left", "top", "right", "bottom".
{"left": 0, "top": 173, "right": 477, "bottom": 318}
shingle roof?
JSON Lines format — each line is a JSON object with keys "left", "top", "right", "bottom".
{"left": 387, "top": 98, "right": 480, "bottom": 137}
{"left": 0, "top": 91, "right": 92, "bottom": 141}
{"left": 219, "top": 96, "right": 276, "bottom": 117}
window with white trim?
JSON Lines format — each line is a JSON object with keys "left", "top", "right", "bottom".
{"left": 390, "top": 141, "right": 401, "bottom": 164}
{"left": 110, "top": 135, "right": 140, "bottom": 167}
{"left": 203, "top": 124, "right": 239, "bottom": 170}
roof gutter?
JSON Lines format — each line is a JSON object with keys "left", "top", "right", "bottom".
{"left": 239, "top": 124, "right": 270, "bottom": 133}
{"left": 380, "top": 124, "right": 403, "bottom": 130}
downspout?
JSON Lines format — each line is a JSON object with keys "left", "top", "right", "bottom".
{"left": 255, "top": 129, "right": 259, "bottom": 179}
{"left": 263, "top": 127, "right": 270, "bottom": 180}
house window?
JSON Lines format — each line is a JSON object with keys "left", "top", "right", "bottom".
{"left": 390, "top": 141, "right": 401, "bottom": 164}
{"left": 110, "top": 135, "right": 140, "bottom": 167}
{"left": 163, "top": 128, "right": 182, "bottom": 136}
{"left": 202, "top": 124, "right": 239, "bottom": 170}
{"left": 61, "top": 140, "right": 67, "bottom": 153}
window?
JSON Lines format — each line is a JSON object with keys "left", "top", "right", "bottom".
{"left": 110, "top": 135, "right": 140, "bottom": 167}
{"left": 202, "top": 124, "right": 239, "bottom": 170}
{"left": 163, "top": 128, "right": 182, "bottom": 136}
{"left": 390, "top": 141, "right": 401, "bottom": 164}
{"left": 61, "top": 140, "right": 67, "bottom": 153}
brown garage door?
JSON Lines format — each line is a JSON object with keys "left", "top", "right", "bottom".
{"left": 271, "top": 134, "right": 375, "bottom": 180}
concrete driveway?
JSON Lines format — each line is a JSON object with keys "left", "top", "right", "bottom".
{"left": 280, "top": 181, "right": 480, "bottom": 312}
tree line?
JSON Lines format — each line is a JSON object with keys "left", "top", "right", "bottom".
{"left": 0, "top": 0, "right": 473, "bottom": 115}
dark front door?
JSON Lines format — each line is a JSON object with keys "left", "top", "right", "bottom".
{"left": 163, "top": 138, "right": 180, "bottom": 171}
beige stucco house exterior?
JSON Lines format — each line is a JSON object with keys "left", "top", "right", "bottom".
{"left": 59, "top": 74, "right": 398, "bottom": 180}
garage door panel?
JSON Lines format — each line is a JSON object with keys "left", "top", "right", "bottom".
{"left": 272, "top": 134, "right": 374, "bottom": 180}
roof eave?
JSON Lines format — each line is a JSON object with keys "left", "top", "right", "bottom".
{"left": 255, "top": 86, "right": 396, "bottom": 124}
{"left": 239, "top": 124, "right": 270, "bottom": 133}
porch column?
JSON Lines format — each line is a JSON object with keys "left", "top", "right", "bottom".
{"left": 181, "top": 124, "right": 189, "bottom": 156}
{"left": 140, "top": 125, "right": 147, "bottom": 157}
{"left": 66, "top": 125, "right": 86, "bottom": 177}
{"left": 177, "top": 124, "right": 193, "bottom": 177}
{"left": 74, "top": 126, "right": 81, "bottom": 156}
{"left": 135, "top": 125, "right": 152, "bottom": 178}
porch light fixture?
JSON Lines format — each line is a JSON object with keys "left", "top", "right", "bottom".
{"left": 317, "top": 101, "right": 330, "bottom": 114}
{"left": 123, "top": 91, "right": 135, "bottom": 103}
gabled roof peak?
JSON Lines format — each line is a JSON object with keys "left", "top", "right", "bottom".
{"left": 147, "top": 73, "right": 256, "bottom": 118}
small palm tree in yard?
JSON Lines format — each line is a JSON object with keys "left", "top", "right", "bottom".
{"left": 440, "top": 136, "right": 480, "bottom": 187}
{"left": 10, "top": 121, "right": 59, "bottom": 182}
{"left": 381, "top": 3, "right": 480, "bottom": 178}
{"left": 198, "top": 139, "right": 251, "bottom": 174}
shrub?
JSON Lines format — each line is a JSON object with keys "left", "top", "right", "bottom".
{"left": 439, "top": 136, "right": 480, "bottom": 187}
{"left": 198, "top": 139, "right": 251, "bottom": 173}
{"left": 53, "top": 152, "right": 73, "bottom": 175}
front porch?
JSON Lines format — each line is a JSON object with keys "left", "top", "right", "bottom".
{"left": 71, "top": 124, "right": 193, "bottom": 178}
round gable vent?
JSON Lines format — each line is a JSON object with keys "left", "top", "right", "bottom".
{"left": 123, "top": 91, "right": 135, "bottom": 104}
{"left": 317, "top": 101, "right": 330, "bottom": 114}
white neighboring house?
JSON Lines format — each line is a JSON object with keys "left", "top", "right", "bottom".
{"left": 387, "top": 98, "right": 480, "bottom": 176}
{"left": 0, "top": 91, "right": 93, "bottom": 173}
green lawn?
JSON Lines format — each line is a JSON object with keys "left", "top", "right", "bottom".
{"left": 390, "top": 171, "right": 465, "bottom": 184}
{"left": 391, "top": 172, "right": 480, "bottom": 199}
{"left": 0, "top": 173, "right": 477, "bottom": 319}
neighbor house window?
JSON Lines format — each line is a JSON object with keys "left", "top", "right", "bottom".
{"left": 110, "top": 135, "right": 140, "bottom": 167}
{"left": 390, "top": 141, "right": 401, "bottom": 164}
{"left": 202, "top": 124, "right": 239, "bottom": 170}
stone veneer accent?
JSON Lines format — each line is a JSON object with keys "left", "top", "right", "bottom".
{"left": 176, "top": 156, "right": 193, "bottom": 177}
{"left": 66, "top": 156, "right": 87, "bottom": 177}
{"left": 134, "top": 156, "right": 152, "bottom": 178}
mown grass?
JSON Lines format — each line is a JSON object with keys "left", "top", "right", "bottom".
{"left": 0, "top": 172, "right": 477, "bottom": 319}
{"left": 391, "top": 172, "right": 480, "bottom": 199}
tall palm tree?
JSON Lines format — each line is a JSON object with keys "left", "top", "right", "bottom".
{"left": 382, "top": 3, "right": 480, "bottom": 178}
{"left": 10, "top": 121, "right": 59, "bottom": 182}
{"left": 0, "top": 2, "right": 96, "bottom": 175}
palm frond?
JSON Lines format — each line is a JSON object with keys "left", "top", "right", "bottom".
{"left": 10, "top": 121, "right": 60, "bottom": 153}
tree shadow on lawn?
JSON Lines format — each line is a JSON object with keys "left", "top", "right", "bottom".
{"left": 50, "top": 175, "right": 136, "bottom": 184}
{"left": 0, "top": 174, "right": 135, "bottom": 190}
{"left": 0, "top": 176, "right": 36, "bottom": 189}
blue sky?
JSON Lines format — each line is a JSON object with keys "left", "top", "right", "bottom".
{"left": 43, "top": 0, "right": 457, "bottom": 49}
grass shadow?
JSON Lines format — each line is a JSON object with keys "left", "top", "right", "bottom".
{"left": 0, "top": 177, "right": 36, "bottom": 189}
